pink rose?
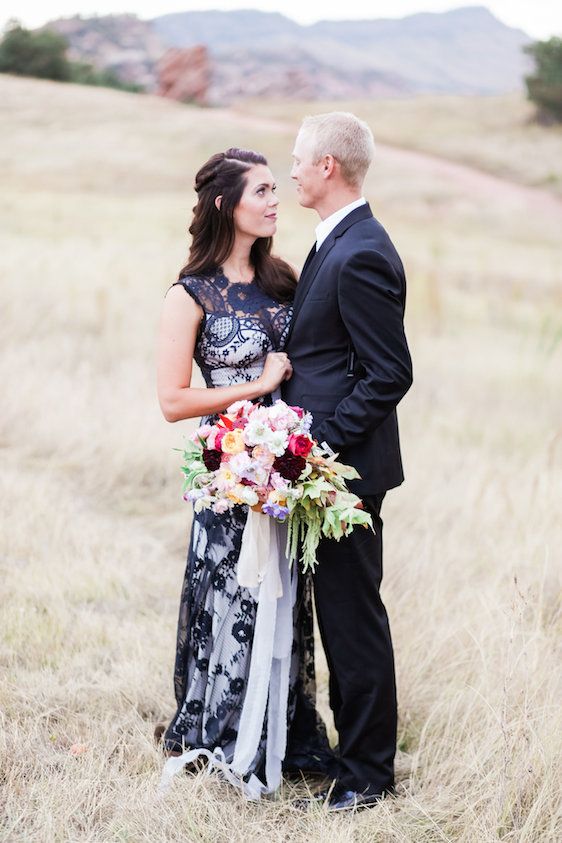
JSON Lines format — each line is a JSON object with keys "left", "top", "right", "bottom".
{"left": 289, "top": 406, "right": 304, "bottom": 418}
{"left": 288, "top": 433, "right": 313, "bottom": 458}
{"left": 206, "top": 427, "right": 227, "bottom": 451}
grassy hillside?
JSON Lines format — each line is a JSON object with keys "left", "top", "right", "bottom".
{"left": 238, "top": 93, "right": 562, "bottom": 194}
{"left": 1, "top": 76, "right": 561, "bottom": 842}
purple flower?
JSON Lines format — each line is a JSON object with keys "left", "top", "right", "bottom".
{"left": 261, "top": 501, "right": 290, "bottom": 522}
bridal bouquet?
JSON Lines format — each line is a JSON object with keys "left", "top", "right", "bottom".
{"left": 179, "top": 399, "right": 372, "bottom": 573}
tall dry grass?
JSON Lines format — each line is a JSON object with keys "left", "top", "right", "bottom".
{"left": 1, "top": 76, "right": 561, "bottom": 842}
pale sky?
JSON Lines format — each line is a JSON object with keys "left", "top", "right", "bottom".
{"left": 1, "top": 1, "right": 561, "bottom": 40}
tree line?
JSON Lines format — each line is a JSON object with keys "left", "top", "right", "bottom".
{"left": 0, "top": 20, "right": 143, "bottom": 93}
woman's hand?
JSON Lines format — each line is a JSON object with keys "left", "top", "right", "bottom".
{"left": 257, "top": 352, "right": 293, "bottom": 394}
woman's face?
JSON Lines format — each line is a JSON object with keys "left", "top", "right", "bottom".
{"left": 232, "top": 164, "right": 279, "bottom": 239}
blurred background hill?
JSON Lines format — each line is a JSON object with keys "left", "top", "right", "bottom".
{"left": 43, "top": 5, "right": 531, "bottom": 100}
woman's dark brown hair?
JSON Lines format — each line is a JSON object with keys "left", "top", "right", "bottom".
{"left": 179, "top": 148, "right": 296, "bottom": 303}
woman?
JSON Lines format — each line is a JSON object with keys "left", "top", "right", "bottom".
{"left": 156, "top": 148, "right": 332, "bottom": 798}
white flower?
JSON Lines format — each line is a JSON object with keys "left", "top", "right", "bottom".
{"left": 249, "top": 405, "right": 269, "bottom": 422}
{"left": 184, "top": 488, "right": 206, "bottom": 502}
{"left": 285, "top": 487, "right": 303, "bottom": 500}
{"left": 270, "top": 471, "right": 289, "bottom": 491}
{"left": 239, "top": 486, "right": 259, "bottom": 506}
{"left": 268, "top": 401, "right": 299, "bottom": 431}
{"left": 212, "top": 499, "right": 231, "bottom": 514}
{"left": 250, "top": 465, "right": 270, "bottom": 486}
{"left": 194, "top": 495, "right": 213, "bottom": 512}
{"left": 252, "top": 445, "right": 275, "bottom": 468}
{"left": 244, "top": 418, "right": 272, "bottom": 447}
{"left": 229, "top": 451, "right": 252, "bottom": 476}
{"left": 268, "top": 430, "right": 289, "bottom": 457}
{"left": 215, "top": 468, "right": 236, "bottom": 491}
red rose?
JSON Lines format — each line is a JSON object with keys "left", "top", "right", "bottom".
{"left": 288, "top": 433, "right": 313, "bottom": 458}
{"left": 202, "top": 449, "right": 222, "bottom": 471}
{"left": 273, "top": 451, "right": 306, "bottom": 482}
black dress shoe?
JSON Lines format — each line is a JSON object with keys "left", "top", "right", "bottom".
{"left": 297, "top": 783, "right": 393, "bottom": 811}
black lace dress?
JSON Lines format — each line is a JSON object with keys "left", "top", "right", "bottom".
{"left": 162, "top": 271, "right": 333, "bottom": 794}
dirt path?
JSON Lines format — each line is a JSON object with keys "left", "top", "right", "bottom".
{"left": 226, "top": 108, "right": 562, "bottom": 218}
{"left": 376, "top": 142, "right": 562, "bottom": 217}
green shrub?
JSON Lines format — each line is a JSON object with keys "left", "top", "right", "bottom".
{"left": 525, "top": 37, "right": 562, "bottom": 122}
{"left": 0, "top": 19, "right": 143, "bottom": 93}
{"left": 0, "top": 20, "right": 70, "bottom": 80}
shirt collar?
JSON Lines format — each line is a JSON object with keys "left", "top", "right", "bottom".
{"left": 315, "top": 197, "right": 367, "bottom": 251}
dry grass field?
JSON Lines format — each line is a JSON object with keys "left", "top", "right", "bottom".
{"left": 1, "top": 75, "right": 561, "bottom": 842}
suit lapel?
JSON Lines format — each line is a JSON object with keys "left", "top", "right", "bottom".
{"left": 286, "top": 203, "right": 373, "bottom": 344}
{"left": 298, "top": 244, "right": 317, "bottom": 285}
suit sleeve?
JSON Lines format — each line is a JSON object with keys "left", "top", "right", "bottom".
{"left": 312, "top": 248, "right": 413, "bottom": 452}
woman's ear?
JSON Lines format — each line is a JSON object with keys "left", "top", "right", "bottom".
{"left": 215, "top": 195, "right": 222, "bottom": 211}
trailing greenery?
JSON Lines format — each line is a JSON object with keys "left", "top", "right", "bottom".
{"left": 524, "top": 37, "right": 562, "bottom": 122}
{"left": 0, "top": 20, "right": 143, "bottom": 93}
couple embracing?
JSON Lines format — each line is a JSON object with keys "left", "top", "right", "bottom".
{"left": 156, "top": 111, "right": 412, "bottom": 810}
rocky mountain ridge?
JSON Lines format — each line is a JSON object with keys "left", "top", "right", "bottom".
{"left": 42, "top": 6, "right": 532, "bottom": 103}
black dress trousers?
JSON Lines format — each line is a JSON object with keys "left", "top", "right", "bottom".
{"left": 312, "top": 492, "right": 397, "bottom": 796}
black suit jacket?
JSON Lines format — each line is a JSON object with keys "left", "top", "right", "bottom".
{"left": 282, "top": 203, "right": 412, "bottom": 495}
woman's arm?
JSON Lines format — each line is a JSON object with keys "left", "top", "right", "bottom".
{"left": 156, "top": 285, "right": 291, "bottom": 422}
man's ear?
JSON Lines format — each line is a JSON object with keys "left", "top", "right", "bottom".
{"left": 215, "top": 195, "right": 222, "bottom": 211}
{"left": 321, "top": 155, "right": 336, "bottom": 179}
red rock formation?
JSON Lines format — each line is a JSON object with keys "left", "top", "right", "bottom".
{"left": 156, "top": 46, "right": 210, "bottom": 105}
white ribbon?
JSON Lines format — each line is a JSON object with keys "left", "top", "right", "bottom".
{"left": 159, "top": 515, "right": 296, "bottom": 801}
{"left": 237, "top": 508, "right": 283, "bottom": 599}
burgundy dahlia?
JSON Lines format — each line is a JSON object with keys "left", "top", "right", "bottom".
{"left": 202, "top": 448, "right": 222, "bottom": 471}
{"left": 273, "top": 450, "right": 306, "bottom": 482}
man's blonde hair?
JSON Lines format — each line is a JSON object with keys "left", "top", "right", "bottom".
{"left": 300, "top": 111, "right": 375, "bottom": 187}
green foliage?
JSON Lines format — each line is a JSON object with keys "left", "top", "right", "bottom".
{"left": 524, "top": 37, "right": 562, "bottom": 121}
{"left": 69, "top": 60, "right": 144, "bottom": 93}
{"left": 0, "top": 20, "right": 70, "bottom": 80}
{"left": 0, "top": 19, "right": 143, "bottom": 93}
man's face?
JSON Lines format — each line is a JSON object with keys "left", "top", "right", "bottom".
{"left": 291, "top": 130, "right": 326, "bottom": 209}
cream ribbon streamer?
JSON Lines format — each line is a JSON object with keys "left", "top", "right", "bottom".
{"left": 236, "top": 508, "right": 283, "bottom": 599}
{"left": 159, "top": 515, "right": 296, "bottom": 801}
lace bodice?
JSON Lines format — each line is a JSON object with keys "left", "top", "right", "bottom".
{"left": 172, "top": 271, "right": 293, "bottom": 389}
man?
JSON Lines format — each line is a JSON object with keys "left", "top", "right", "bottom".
{"left": 282, "top": 112, "right": 413, "bottom": 810}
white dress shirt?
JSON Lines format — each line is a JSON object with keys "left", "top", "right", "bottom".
{"left": 315, "top": 197, "right": 367, "bottom": 251}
